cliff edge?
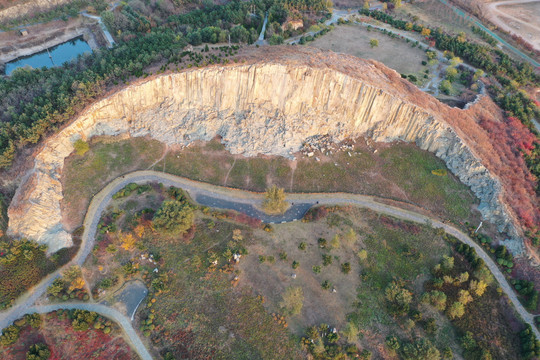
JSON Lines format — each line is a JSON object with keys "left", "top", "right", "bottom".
{"left": 7, "top": 47, "right": 534, "bottom": 254}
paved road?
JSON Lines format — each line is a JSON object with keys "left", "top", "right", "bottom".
{"left": 26, "top": 303, "right": 152, "bottom": 360}
{"left": 255, "top": 12, "right": 269, "bottom": 45}
{"left": 436, "top": 0, "right": 540, "bottom": 67}
{"left": 1, "top": 170, "right": 539, "bottom": 351}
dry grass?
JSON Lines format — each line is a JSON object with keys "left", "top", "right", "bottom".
{"left": 309, "top": 23, "right": 428, "bottom": 75}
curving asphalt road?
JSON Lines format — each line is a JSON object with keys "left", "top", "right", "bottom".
{"left": 1, "top": 169, "right": 539, "bottom": 355}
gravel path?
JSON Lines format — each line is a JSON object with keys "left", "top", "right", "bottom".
{"left": 1, "top": 169, "right": 538, "bottom": 354}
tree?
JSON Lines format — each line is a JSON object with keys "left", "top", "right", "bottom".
{"left": 342, "top": 321, "right": 359, "bottom": 342}
{"left": 120, "top": 233, "right": 137, "bottom": 251}
{"left": 402, "top": 338, "right": 440, "bottom": 360}
{"left": 269, "top": 34, "right": 284, "bottom": 45}
{"left": 47, "top": 279, "right": 64, "bottom": 297}
{"left": 445, "top": 67, "right": 458, "bottom": 82}
{"left": 470, "top": 280, "right": 487, "bottom": 297}
{"left": 26, "top": 343, "right": 51, "bottom": 360}
{"left": 385, "top": 281, "right": 412, "bottom": 314}
{"left": 0, "top": 325, "right": 20, "bottom": 346}
{"left": 280, "top": 287, "right": 304, "bottom": 315}
{"left": 230, "top": 25, "right": 250, "bottom": 43}
{"left": 262, "top": 185, "right": 287, "bottom": 214}
{"left": 429, "top": 290, "right": 447, "bottom": 311}
{"left": 386, "top": 335, "right": 400, "bottom": 351}
{"left": 441, "top": 255, "right": 454, "bottom": 271}
{"left": 447, "top": 301, "right": 465, "bottom": 319}
{"left": 369, "top": 39, "right": 379, "bottom": 48}
{"left": 71, "top": 310, "right": 98, "bottom": 331}
{"left": 458, "top": 290, "right": 473, "bottom": 305}
{"left": 24, "top": 313, "right": 42, "bottom": 329}
{"left": 153, "top": 200, "right": 194, "bottom": 234}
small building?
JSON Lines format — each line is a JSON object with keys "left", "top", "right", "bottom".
{"left": 19, "top": 29, "right": 28, "bottom": 36}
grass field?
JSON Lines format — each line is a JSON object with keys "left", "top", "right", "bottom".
{"left": 62, "top": 136, "right": 478, "bottom": 236}
{"left": 62, "top": 137, "right": 165, "bottom": 231}
{"left": 309, "top": 23, "right": 429, "bottom": 76}
{"left": 82, "top": 187, "right": 523, "bottom": 359}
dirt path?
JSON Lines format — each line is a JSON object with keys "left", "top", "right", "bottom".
{"left": 1, "top": 169, "right": 538, "bottom": 353}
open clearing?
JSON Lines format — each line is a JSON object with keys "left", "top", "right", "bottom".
{"left": 82, "top": 185, "right": 523, "bottom": 359}
{"left": 309, "top": 23, "right": 428, "bottom": 76}
{"left": 62, "top": 136, "right": 479, "bottom": 236}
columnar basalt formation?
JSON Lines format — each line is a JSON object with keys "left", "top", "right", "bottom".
{"left": 7, "top": 48, "right": 527, "bottom": 254}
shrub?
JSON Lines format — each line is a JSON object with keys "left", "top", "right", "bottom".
{"left": 0, "top": 325, "right": 20, "bottom": 346}
{"left": 73, "top": 139, "right": 90, "bottom": 156}
{"left": 298, "top": 242, "right": 307, "bottom": 250}
{"left": 330, "top": 235, "right": 340, "bottom": 249}
{"left": 279, "top": 287, "right": 304, "bottom": 315}
{"left": 24, "top": 313, "right": 42, "bottom": 329}
{"left": 431, "top": 169, "right": 447, "bottom": 176}
{"left": 26, "top": 343, "right": 50, "bottom": 360}
{"left": 321, "top": 280, "right": 331, "bottom": 290}
{"left": 322, "top": 254, "right": 332, "bottom": 266}
{"left": 312, "top": 265, "right": 321, "bottom": 274}
{"left": 292, "top": 260, "right": 300, "bottom": 269}
{"left": 402, "top": 338, "right": 440, "bottom": 360}
{"left": 279, "top": 251, "right": 288, "bottom": 261}
{"left": 357, "top": 249, "right": 368, "bottom": 262}
{"left": 318, "top": 238, "right": 327, "bottom": 248}
{"left": 341, "top": 262, "right": 351, "bottom": 274}
{"left": 385, "top": 281, "right": 412, "bottom": 315}
{"left": 447, "top": 301, "right": 465, "bottom": 319}
{"left": 386, "top": 335, "right": 400, "bottom": 350}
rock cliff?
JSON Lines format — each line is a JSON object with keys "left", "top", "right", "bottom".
{"left": 6, "top": 47, "right": 526, "bottom": 254}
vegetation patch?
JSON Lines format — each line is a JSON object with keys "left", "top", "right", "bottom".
{"left": 1, "top": 310, "right": 137, "bottom": 359}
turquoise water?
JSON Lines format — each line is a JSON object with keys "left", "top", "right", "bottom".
{"left": 5, "top": 37, "right": 92, "bottom": 75}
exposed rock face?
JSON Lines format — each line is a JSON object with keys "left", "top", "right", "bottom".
{"left": 7, "top": 48, "right": 524, "bottom": 254}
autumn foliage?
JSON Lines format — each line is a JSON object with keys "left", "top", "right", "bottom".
{"left": 478, "top": 115, "right": 539, "bottom": 229}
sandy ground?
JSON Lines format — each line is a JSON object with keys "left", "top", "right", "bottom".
{"left": 483, "top": 0, "right": 540, "bottom": 51}
{"left": 309, "top": 23, "right": 428, "bottom": 75}
{"left": 0, "top": 16, "right": 107, "bottom": 64}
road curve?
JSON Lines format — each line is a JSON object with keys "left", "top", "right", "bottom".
{"left": 1, "top": 169, "right": 538, "bottom": 350}
{"left": 26, "top": 303, "right": 152, "bottom": 360}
